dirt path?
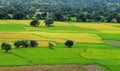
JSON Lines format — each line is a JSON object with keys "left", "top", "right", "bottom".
{"left": 0, "top": 65, "right": 103, "bottom": 71}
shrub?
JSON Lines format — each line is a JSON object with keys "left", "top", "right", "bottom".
{"left": 65, "top": 40, "right": 74, "bottom": 48}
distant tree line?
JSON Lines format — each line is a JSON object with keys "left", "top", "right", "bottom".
{"left": 0, "top": 0, "right": 120, "bottom": 23}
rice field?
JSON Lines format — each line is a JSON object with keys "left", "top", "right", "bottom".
{"left": 31, "top": 32, "right": 103, "bottom": 43}
{"left": 81, "top": 49, "right": 120, "bottom": 59}
{"left": 0, "top": 20, "right": 120, "bottom": 71}
{"left": 73, "top": 23, "right": 120, "bottom": 31}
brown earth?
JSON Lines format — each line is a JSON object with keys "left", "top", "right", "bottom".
{"left": 0, "top": 65, "right": 104, "bottom": 71}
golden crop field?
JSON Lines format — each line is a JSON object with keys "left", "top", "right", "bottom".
{"left": 4, "top": 20, "right": 32, "bottom": 25}
{"left": 73, "top": 24, "right": 120, "bottom": 31}
{"left": 0, "top": 20, "right": 11, "bottom": 24}
{"left": 0, "top": 32, "right": 46, "bottom": 40}
{"left": 0, "top": 20, "right": 72, "bottom": 26}
{"left": 0, "top": 32, "right": 57, "bottom": 47}
{"left": 32, "top": 32, "right": 103, "bottom": 43}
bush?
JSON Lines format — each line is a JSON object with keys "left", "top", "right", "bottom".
{"left": 65, "top": 40, "right": 74, "bottom": 48}
{"left": 30, "top": 20, "right": 40, "bottom": 27}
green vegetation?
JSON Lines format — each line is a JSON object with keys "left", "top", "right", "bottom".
{"left": 0, "top": 20, "right": 120, "bottom": 71}
{"left": 0, "top": 24, "right": 25, "bottom": 32}
{"left": 0, "top": 0, "right": 120, "bottom": 23}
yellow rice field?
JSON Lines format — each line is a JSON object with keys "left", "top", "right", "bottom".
{"left": 32, "top": 32, "right": 103, "bottom": 43}
{"left": 3, "top": 20, "right": 32, "bottom": 25}
{"left": 0, "top": 32, "right": 46, "bottom": 40}
{"left": 73, "top": 24, "right": 120, "bottom": 31}
{"left": 0, "top": 20, "right": 71, "bottom": 27}
{"left": 0, "top": 20, "right": 11, "bottom": 24}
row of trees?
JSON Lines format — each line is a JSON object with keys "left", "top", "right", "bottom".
{"left": 1, "top": 40, "right": 74, "bottom": 53}
{"left": 1, "top": 40, "right": 38, "bottom": 53}
{"left": 14, "top": 40, "right": 38, "bottom": 48}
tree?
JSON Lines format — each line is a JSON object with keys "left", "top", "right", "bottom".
{"left": 65, "top": 40, "right": 74, "bottom": 48}
{"left": 94, "top": 16, "right": 102, "bottom": 21}
{"left": 53, "top": 12, "right": 65, "bottom": 21}
{"left": 13, "top": 13, "right": 25, "bottom": 19}
{"left": 76, "top": 13, "right": 86, "bottom": 22}
{"left": 44, "top": 18, "right": 54, "bottom": 27}
{"left": 30, "top": 40, "right": 38, "bottom": 47}
{"left": 14, "top": 40, "right": 21, "bottom": 48}
{"left": 1, "top": 43, "right": 12, "bottom": 53}
{"left": 107, "top": 12, "right": 118, "bottom": 22}
{"left": 30, "top": 20, "right": 40, "bottom": 27}
{"left": 86, "top": 13, "right": 94, "bottom": 21}
{"left": 115, "top": 15, "right": 120, "bottom": 23}
{"left": 4, "top": 44, "right": 12, "bottom": 53}
{"left": 21, "top": 40, "right": 31, "bottom": 47}
{"left": 1, "top": 42, "right": 6, "bottom": 49}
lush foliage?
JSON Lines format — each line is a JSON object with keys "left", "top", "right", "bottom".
{"left": 14, "top": 40, "right": 38, "bottom": 48}
{"left": 0, "top": 0, "right": 120, "bottom": 23}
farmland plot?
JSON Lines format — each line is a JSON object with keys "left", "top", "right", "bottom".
{"left": 32, "top": 32, "right": 103, "bottom": 43}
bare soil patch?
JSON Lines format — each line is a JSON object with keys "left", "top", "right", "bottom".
{"left": 0, "top": 65, "right": 103, "bottom": 71}
{"left": 104, "top": 40, "right": 120, "bottom": 47}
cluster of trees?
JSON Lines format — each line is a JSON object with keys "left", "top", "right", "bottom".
{"left": 0, "top": 0, "right": 120, "bottom": 23}
{"left": 0, "top": 40, "right": 74, "bottom": 53}
{"left": 1, "top": 40, "right": 38, "bottom": 53}
{"left": 76, "top": 12, "right": 120, "bottom": 23}
{"left": 30, "top": 18, "right": 54, "bottom": 27}
{"left": 14, "top": 40, "right": 38, "bottom": 48}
